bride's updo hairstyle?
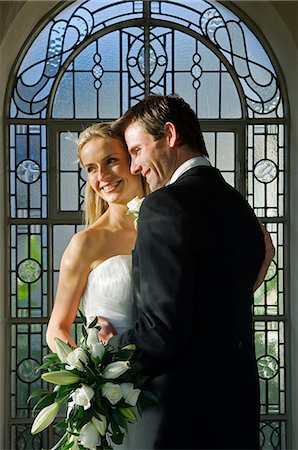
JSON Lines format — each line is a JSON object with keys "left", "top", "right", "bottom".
{"left": 77, "top": 122, "right": 147, "bottom": 226}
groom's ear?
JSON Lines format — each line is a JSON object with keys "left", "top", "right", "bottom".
{"left": 165, "top": 122, "right": 178, "bottom": 148}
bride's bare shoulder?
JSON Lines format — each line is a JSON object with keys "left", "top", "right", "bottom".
{"left": 61, "top": 226, "right": 108, "bottom": 268}
{"left": 69, "top": 226, "right": 107, "bottom": 253}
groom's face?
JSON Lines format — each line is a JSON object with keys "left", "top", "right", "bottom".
{"left": 125, "top": 121, "right": 176, "bottom": 191}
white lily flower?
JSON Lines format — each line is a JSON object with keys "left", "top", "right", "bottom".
{"left": 31, "top": 402, "right": 60, "bottom": 435}
{"left": 90, "top": 342, "right": 105, "bottom": 359}
{"left": 66, "top": 347, "right": 88, "bottom": 371}
{"left": 86, "top": 328, "right": 99, "bottom": 347}
{"left": 91, "top": 415, "right": 107, "bottom": 436}
{"left": 42, "top": 370, "right": 81, "bottom": 385}
{"left": 120, "top": 382, "right": 141, "bottom": 406}
{"left": 54, "top": 337, "right": 73, "bottom": 363}
{"left": 102, "top": 361, "right": 130, "bottom": 379}
{"left": 78, "top": 422, "right": 101, "bottom": 449}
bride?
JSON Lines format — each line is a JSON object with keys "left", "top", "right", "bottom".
{"left": 46, "top": 122, "right": 147, "bottom": 350}
{"left": 46, "top": 121, "right": 274, "bottom": 448}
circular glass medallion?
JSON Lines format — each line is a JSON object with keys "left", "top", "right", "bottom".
{"left": 17, "top": 159, "right": 40, "bottom": 184}
{"left": 18, "top": 259, "right": 41, "bottom": 283}
{"left": 257, "top": 355, "right": 279, "bottom": 379}
{"left": 17, "top": 358, "right": 40, "bottom": 383}
{"left": 254, "top": 159, "right": 277, "bottom": 183}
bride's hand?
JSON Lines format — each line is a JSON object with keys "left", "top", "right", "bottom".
{"left": 97, "top": 316, "right": 117, "bottom": 343}
{"left": 253, "top": 223, "right": 275, "bottom": 292}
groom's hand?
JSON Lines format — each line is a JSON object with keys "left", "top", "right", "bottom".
{"left": 97, "top": 316, "right": 117, "bottom": 343}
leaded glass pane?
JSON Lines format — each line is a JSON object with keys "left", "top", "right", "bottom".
{"left": 11, "top": 425, "right": 48, "bottom": 450}
{"left": 260, "top": 421, "right": 287, "bottom": 450}
{"left": 204, "top": 132, "right": 236, "bottom": 186}
{"left": 10, "top": 125, "right": 47, "bottom": 218}
{"left": 255, "top": 321, "right": 286, "bottom": 415}
{"left": 59, "top": 132, "right": 86, "bottom": 211}
{"left": 11, "top": 323, "right": 48, "bottom": 418}
{"left": 247, "top": 125, "right": 284, "bottom": 218}
{"left": 53, "top": 27, "right": 242, "bottom": 119}
{"left": 11, "top": 0, "right": 282, "bottom": 119}
{"left": 254, "top": 223, "right": 284, "bottom": 316}
{"left": 151, "top": 1, "right": 281, "bottom": 118}
{"left": 10, "top": 225, "right": 48, "bottom": 318}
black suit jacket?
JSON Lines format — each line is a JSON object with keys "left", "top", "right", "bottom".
{"left": 111, "top": 166, "right": 265, "bottom": 449}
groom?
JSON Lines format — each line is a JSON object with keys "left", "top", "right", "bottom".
{"left": 109, "top": 94, "right": 265, "bottom": 449}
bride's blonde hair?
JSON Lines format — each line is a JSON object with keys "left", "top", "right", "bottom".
{"left": 78, "top": 122, "right": 148, "bottom": 226}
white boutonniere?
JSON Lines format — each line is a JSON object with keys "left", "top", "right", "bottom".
{"left": 127, "top": 196, "right": 145, "bottom": 229}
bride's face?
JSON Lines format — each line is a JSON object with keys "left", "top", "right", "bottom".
{"left": 80, "top": 136, "right": 143, "bottom": 205}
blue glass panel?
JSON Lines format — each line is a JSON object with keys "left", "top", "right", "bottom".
{"left": 74, "top": 41, "right": 96, "bottom": 70}
{"left": 98, "top": 32, "right": 120, "bottom": 70}
{"left": 52, "top": 72, "right": 74, "bottom": 118}
{"left": 221, "top": 72, "right": 242, "bottom": 118}
{"left": 197, "top": 72, "right": 220, "bottom": 118}
{"left": 74, "top": 72, "right": 97, "bottom": 118}
{"left": 98, "top": 73, "right": 121, "bottom": 118}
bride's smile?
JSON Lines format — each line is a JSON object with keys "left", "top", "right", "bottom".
{"left": 100, "top": 179, "right": 122, "bottom": 193}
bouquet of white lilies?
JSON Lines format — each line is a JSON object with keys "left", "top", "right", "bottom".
{"left": 29, "top": 311, "right": 157, "bottom": 450}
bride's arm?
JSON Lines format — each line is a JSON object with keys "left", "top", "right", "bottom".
{"left": 46, "top": 232, "right": 92, "bottom": 352}
{"left": 253, "top": 223, "right": 275, "bottom": 292}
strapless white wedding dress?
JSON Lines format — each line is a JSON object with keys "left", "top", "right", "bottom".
{"left": 81, "top": 254, "right": 133, "bottom": 334}
{"left": 80, "top": 254, "right": 133, "bottom": 449}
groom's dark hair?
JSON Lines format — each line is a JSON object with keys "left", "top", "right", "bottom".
{"left": 113, "top": 94, "right": 208, "bottom": 157}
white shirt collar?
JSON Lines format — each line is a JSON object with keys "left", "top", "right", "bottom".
{"left": 167, "top": 156, "right": 211, "bottom": 185}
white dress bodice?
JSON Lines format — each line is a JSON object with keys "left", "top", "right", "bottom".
{"left": 81, "top": 255, "right": 133, "bottom": 335}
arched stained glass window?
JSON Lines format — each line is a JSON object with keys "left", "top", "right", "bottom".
{"left": 5, "top": 1, "right": 288, "bottom": 448}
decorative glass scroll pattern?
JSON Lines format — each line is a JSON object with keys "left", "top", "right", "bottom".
{"left": 10, "top": 225, "right": 48, "bottom": 318}
{"left": 10, "top": 125, "right": 47, "bottom": 218}
{"left": 11, "top": 0, "right": 281, "bottom": 119}
{"left": 52, "top": 28, "right": 242, "bottom": 119}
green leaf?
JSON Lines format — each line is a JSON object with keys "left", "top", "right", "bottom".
{"left": 43, "top": 353, "right": 60, "bottom": 363}
{"left": 27, "top": 388, "right": 48, "bottom": 403}
{"left": 53, "top": 418, "right": 68, "bottom": 430}
{"left": 78, "top": 309, "right": 87, "bottom": 326}
{"left": 135, "top": 375, "right": 149, "bottom": 387}
{"left": 114, "top": 348, "right": 137, "bottom": 361}
{"left": 81, "top": 325, "right": 88, "bottom": 341}
{"left": 88, "top": 316, "right": 98, "bottom": 329}
{"left": 55, "top": 384, "right": 76, "bottom": 402}
{"left": 111, "top": 431, "right": 125, "bottom": 445}
{"left": 139, "top": 390, "right": 159, "bottom": 405}
{"left": 85, "top": 365, "right": 98, "bottom": 385}
{"left": 111, "top": 409, "right": 126, "bottom": 428}
{"left": 48, "top": 432, "right": 68, "bottom": 450}
{"left": 33, "top": 392, "right": 57, "bottom": 414}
